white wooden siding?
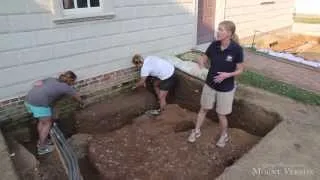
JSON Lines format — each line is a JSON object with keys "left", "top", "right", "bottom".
{"left": 224, "top": 0, "right": 294, "bottom": 38}
{"left": 0, "top": 0, "right": 194, "bottom": 100}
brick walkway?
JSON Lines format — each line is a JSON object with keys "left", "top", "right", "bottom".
{"left": 243, "top": 49, "right": 320, "bottom": 94}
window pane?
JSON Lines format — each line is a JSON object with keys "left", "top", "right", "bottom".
{"left": 90, "top": 0, "right": 100, "bottom": 7}
{"left": 77, "top": 0, "right": 88, "bottom": 8}
{"left": 63, "top": 0, "right": 75, "bottom": 9}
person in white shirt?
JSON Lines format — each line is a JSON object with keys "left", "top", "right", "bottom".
{"left": 132, "top": 54, "right": 176, "bottom": 115}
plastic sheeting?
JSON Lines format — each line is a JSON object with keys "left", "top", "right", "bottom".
{"left": 161, "top": 55, "right": 208, "bottom": 80}
{"left": 256, "top": 49, "right": 320, "bottom": 68}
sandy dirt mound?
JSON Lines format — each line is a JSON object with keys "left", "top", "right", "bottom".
{"left": 88, "top": 104, "right": 261, "bottom": 180}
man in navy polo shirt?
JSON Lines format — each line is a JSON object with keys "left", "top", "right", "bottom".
{"left": 188, "top": 20, "right": 244, "bottom": 148}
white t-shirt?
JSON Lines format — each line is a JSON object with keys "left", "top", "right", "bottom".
{"left": 140, "top": 56, "right": 175, "bottom": 80}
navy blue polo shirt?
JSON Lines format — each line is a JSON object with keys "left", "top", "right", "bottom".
{"left": 205, "top": 40, "right": 244, "bottom": 92}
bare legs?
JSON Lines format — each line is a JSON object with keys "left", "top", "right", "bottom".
{"left": 194, "top": 108, "right": 228, "bottom": 136}
{"left": 37, "top": 117, "right": 52, "bottom": 147}
{"left": 195, "top": 107, "right": 209, "bottom": 131}
{"left": 153, "top": 80, "right": 168, "bottom": 111}
{"left": 159, "top": 91, "right": 168, "bottom": 111}
{"left": 217, "top": 114, "right": 228, "bottom": 137}
{"left": 188, "top": 108, "right": 229, "bottom": 147}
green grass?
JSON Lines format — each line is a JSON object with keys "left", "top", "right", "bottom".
{"left": 176, "top": 50, "right": 203, "bottom": 62}
{"left": 238, "top": 71, "right": 320, "bottom": 105}
{"left": 293, "top": 15, "right": 320, "bottom": 24}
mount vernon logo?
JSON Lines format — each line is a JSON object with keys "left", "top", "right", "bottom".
{"left": 226, "top": 55, "right": 233, "bottom": 62}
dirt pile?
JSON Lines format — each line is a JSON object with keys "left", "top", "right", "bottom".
{"left": 253, "top": 33, "right": 320, "bottom": 62}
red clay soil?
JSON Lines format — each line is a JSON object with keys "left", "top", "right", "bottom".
{"left": 74, "top": 89, "right": 157, "bottom": 134}
{"left": 88, "top": 104, "right": 261, "bottom": 180}
{"left": 298, "top": 45, "right": 320, "bottom": 62}
{"left": 36, "top": 152, "right": 68, "bottom": 180}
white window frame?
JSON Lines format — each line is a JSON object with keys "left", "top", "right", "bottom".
{"left": 52, "top": 0, "right": 115, "bottom": 24}
{"left": 63, "top": 0, "right": 102, "bottom": 16}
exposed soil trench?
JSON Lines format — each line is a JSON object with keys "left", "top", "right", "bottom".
{"left": 87, "top": 104, "right": 261, "bottom": 180}
{"left": 3, "top": 71, "right": 282, "bottom": 180}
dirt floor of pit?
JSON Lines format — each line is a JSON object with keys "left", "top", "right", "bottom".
{"left": 2, "top": 131, "right": 68, "bottom": 180}
{"left": 4, "top": 125, "right": 105, "bottom": 180}
{"left": 88, "top": 104, "right": 261, "bottom": 180}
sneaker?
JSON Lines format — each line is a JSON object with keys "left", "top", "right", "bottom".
{"left": 46, "top": 138, "right": 54, "bottom": 146}
{"left": 188, "top": 129, "right": 201, "bottom": 143}
{"left": 216, "top": 134, "right": 229, "bottom": 148}
{"left": 145, "top": 109, "right": 161, "bottom": 116}
{"left": 37, "top": 145, "right": 55, "bottom": 155}
{"left": 37, "top": 138, "right": 54, "bottom": 147}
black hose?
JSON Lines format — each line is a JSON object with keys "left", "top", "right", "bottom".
{"left": 55, "top": 124, "right": 81, "bottom": 180}
{"left": 52, "top": 124, "right": 80, "bottom": 180}
{"left": 53, "top": 123, "right": 81, "bottom": 180}
{"left": 50, "top": 123, "right": 82, "bottom": 180}
{"left": 50, "top": 128, "right": 72, "bottom": 179}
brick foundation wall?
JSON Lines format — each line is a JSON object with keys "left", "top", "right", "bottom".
{"left": 0, "top": 67, "right": 138, "bottom": 127}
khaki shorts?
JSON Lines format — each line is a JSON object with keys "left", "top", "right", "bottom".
{"left": 200, "top": 84, "right": 236, "bottom": 115}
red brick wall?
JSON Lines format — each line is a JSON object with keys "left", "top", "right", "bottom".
{"left": 0, "top": 67, "right": 138, "bottom": 126}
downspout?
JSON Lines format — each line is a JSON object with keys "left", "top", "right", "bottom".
{"left": 224, "top": 0, "right": 227, "bottom": 20}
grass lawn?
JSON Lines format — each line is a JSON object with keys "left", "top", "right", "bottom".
{"left": 238, "top": 70, "right": 320, "bottom": 105}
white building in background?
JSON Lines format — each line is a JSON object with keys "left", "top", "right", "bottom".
{"left": 294, "top": 0, "right": 319, "bottom": 16}
{"left": 0, "top": 0, "right": 295, "bottom": 101}
{"left": 293, "top": 0, "right": 320, "bottom": 36}
{"left": 220, "top": 0, "right": 294, "bottom": 39}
